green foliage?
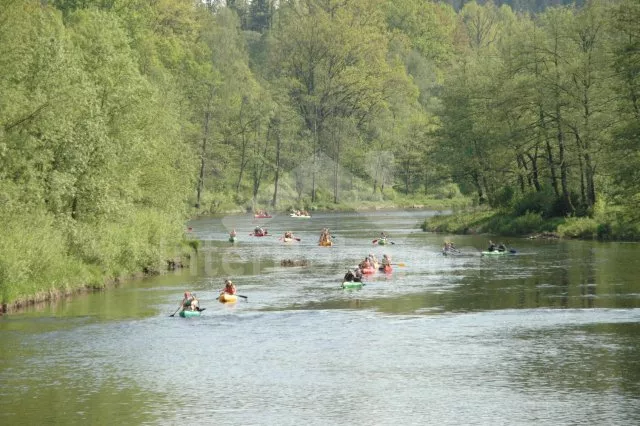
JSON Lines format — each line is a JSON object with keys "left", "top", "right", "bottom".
{"left": 485, "top": 211, "right": 554, "bottom": 236}
{"left": 0, "top": 210, "right": 97, "bottom": 305}
{"left": 421, "top": 209, "right": 496, "bottom": 233}
{"left": 3, "top": 0, "right": 640, "bottom": 308}
{"left": 511, "top": 189, "right": 559, "bottom": 218}
{"left": 557, "top": 217, "right": 599, "bottom": 239}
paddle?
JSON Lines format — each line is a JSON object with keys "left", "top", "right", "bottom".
{"left": 169, "top": 306, "right": 181, "bottom": 317}
{"left": 391, "top": 263, "right": 406, "bottom": 267}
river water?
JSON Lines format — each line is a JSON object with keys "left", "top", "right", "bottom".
{"left": 1, "top": 210, "right": 639, "bottom": 425}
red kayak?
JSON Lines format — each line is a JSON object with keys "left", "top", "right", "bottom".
{"left": 380, "top": 265, "right": 392, "bottom": 273}
{"left": 254, "top": 214, "right": 272, "bottom": 219}
{"left": 253, "top": 230, "right": 268, "bottom": 237}
{"left": 361, "top": 267, "right": 376, "bottom": 275}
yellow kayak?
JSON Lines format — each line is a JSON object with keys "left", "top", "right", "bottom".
{"left": 218, "top": 292, "right": 238, "bottom": 303}
{"left": 319, "top": 240, "right": 333, "bottom": 247}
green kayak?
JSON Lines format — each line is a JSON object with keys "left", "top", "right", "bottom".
{"left": 229, "top": 236, "right": 237, "bottom": 243}
{"left": 342, "top": 281, "right": 364, "bottom": 289}
{"left": 377, "top": 239, "right": 387, "bottom": 246}
{"left": 179, "top": 309, "right": 203, "bottom": 318}
{"left": 481, "top": 250, "right": 515, "bottom": 256}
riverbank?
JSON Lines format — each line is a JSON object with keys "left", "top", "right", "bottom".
{"left": 421, "top": 208, "right": 640, "bottom": 241}
{"left": 198, "top": 194, "right": 472, "bottom": 216}
{"left": 0, "top": 207, "right": 198, "bottom": 315}
{"left": 0, "top": 253, "right": 192, "bottom": 315}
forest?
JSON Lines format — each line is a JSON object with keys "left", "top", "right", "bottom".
{"left": 1, "top": 0, "right": 639, "bottom": 305}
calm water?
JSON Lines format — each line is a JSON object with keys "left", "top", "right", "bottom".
{"left": 1, "top": 210, "right": 640, "bottom": 425}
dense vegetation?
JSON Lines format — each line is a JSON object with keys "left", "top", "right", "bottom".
{"left": 1, "top": 0, "right": 638, "bottom": 306}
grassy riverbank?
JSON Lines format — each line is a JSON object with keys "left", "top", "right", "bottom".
{"left": 421, "top": 206, "right": 640, "bottom": 241}
{"left": 0, "top": 209, "right": 194, "bottom": 313}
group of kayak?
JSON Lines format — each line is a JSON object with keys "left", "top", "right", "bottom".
{"left": 254, "top": 209, "right": 313, "bottom": 219}
{"left": 290, "top": 209, "right": 311, "bottom": 218}
{"left": 341, "top": 253, "right": 393, "bottom": 288}
{"left": 172, "top": 280, "right": 240, "bottom": 317}
{"left": 442, "top": 240, "right": 515, "bottom": 256}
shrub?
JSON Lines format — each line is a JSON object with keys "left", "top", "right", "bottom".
{"left": 557, "top": 217, "right": 598, "bottom": 239}
{"left": 511, "top": 189, "right": 557, "bottom": 218}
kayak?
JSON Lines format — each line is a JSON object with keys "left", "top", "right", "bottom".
{"left": 179, "top": 309, "right": 201, "bottom": 318}
{"left": 377, "top": 239, "right": 387, "bottom": 246}
{"left": 218, "top": 293, "right": 238, "bottom": 303}
{"left": 229, "top": 236, "right": 237, "bottom": 242}
{"left": 319, "top": 240, "right": 333, "bottom": 247}
{"left": 290, "top": 214, "right": 311, "bottom": 218}
{"left": 342, "top": 281, "right": 364, "bottom": 289}
{"left": 361, "top": 267, "right": 376, "bottom": 275}
{"left": 253, "top": 230, "right": 268, "bottom": 237}
{"left": 254, "top": 214, "right": 272, "bottom": 219}
{"left": 283, "top": 237, "right": 295, "bottom": 243}
{"left": 481, "top": 250, "right": 514, "bottom": 256}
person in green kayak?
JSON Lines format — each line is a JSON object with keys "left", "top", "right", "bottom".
{"left": 179, "top": 291, "right": 199, "bottom": 313}
{"left": 230, "top": 228, "right": 237, "bottom": 238}
{"left": 344, "top": 268, "right": 362, "bottom": 283}
{"left": 487, "top": 240, "right": 497, "bottom": 252}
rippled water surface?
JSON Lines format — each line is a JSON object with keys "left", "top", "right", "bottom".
{"left": 2, "top": 211, "right": 640, "bottom": 425}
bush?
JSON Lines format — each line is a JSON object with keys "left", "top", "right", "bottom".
{"left": 511, "top": 189, "right": 557, "bottom": 218}
{"left": 430, "top": 182, "right": 462, "bottom": 200}
{"left": 557, "top": 217, "right": 598, "bottom": 239}
{"left": 497, "top": 211, "right": 545, "bottom": 236}
{"left": 0, "top": 211, "right": 93, "bottom": 304}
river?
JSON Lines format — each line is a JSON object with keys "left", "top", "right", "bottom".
{"left": 1, "top": 210, "right": 639, "bottom": 425}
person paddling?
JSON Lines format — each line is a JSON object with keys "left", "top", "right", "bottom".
{"left": 344, "top": 268, "right": 362, "bottom": 282}
{"left": 221, "top": 279, "right": 236, "bottom": 296}
{"left": 319, "top": 228, "right": 332, "bottom": 245}
{"left": 179, "top": 291, "right": 199, "bottom": 314}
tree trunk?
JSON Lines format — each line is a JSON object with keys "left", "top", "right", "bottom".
{"left": 236, "top": 100, "right": 249, "bottom": 195}
{"left": 556, "top": 105, "right": 574, "bottom": 215}
{"left": 516, "top": 154, "right": 526, "bottom": 194}
{"left": 526, "top": 150, "right": 542, "bottom": 192}
{"left": 271, "top": 119, "right": 281, "bottom": 208}
{"left": 333, "top": 132, "right": 340, "bottom": 204}
{"left": 196, "top": 109, "right": 211, "bottom": 209}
